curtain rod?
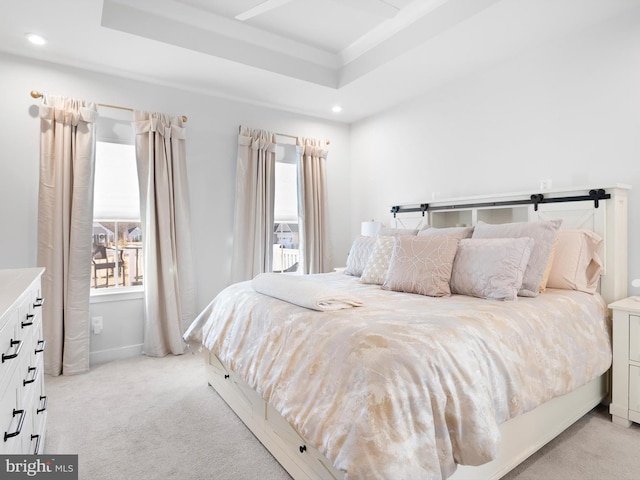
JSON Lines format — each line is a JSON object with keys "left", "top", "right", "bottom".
{"left": 275, "top": 131, "right": 330, "bottom": 146}
{"left": 30, "top": 90, "right": 188, "bottom": 123}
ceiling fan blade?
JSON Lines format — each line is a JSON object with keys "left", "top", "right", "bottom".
{"left": 235, "top": 0, "right": 296, "bottom": 21}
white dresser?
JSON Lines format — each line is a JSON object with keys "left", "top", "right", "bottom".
{"left": 609, "top": 296, "right": 640, "bottom": 427}
{"left": 0, "top": 267, "right": 47, "bottom": 454}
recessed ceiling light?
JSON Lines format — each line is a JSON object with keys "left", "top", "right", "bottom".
{"left": 25, "top": 33, "right": 47, "bottom": 46}
{"left": 331, "top": 105, "right": 342, "bottom": 113}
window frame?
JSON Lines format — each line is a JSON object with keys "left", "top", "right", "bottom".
{"left": 91, "top": 139, "right": 144, "bottom": 296}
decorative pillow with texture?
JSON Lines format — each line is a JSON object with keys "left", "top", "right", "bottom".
{"left": 382, "top": 235, "right": 460, "bottom": 297}
{"left": 378, "top": 226, "right": 420, "bottom": 237}
{"left": 472, "top": 219, "right": 562, "bottom": 297}
{"left": 450, "top": 238, "right": 534, "bottom": 301}
{"left": 361, "top": 236, "right": 396, "bottom": 285}
{"left": 418, "top": 225, "right": 474, "bottom": 239}
{"left": 345, "top": 236, "right": 378, "bottom": 277}
{"left": 546, "top": 229, "right": 603, "bottom": 293}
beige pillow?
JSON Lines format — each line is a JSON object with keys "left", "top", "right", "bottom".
{"left": 450, "top": 238, "right": 534, "bottom": 301}
{"left": 361, "top": 236, "right": 396, "bottom": 285}
{"left": 345, "top": 236, "right": 377, "bottom": 277}
{"left": 418, "top": 225, "right": 474, "bottom": 239}
{"left": 378, "top": 226, "right": 419, "bottom": 237}
{"left": 546, "top": 230, "right": 603, "bottom": 293}
{"left": 382, "top": 235, "right": 460, "bottom": 297}
{"left": 472, "top": 219, "right": 562, "bottom": 297}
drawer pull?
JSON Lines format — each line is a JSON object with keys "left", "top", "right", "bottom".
{"left": 224, "top": 374, "right": 230, "bottom": 379}
{"left": 22, "top": 313, "right": 35, "bottom": 328}
{"left": 3, "top": 409, "right": 26, "bottom": 441}
{"left": 2, "top": 339, "right": 23, "bottom": 363}
{"left": 299, "top": 445, "right": 307, "bottom": 454}
{"left": 37, "top": 395, "right": 48, "bottom": 414}
{"left": 33, "top": 297, "right": 44, "bottom": 308}
{"left": 23, "top": 366, "right": 38, "bottom": 386}
{"left": 35, "top": 340, "right": 46, "bottom": 354}
{"left": 31, "top": 434, "right": 41, "bottom": 454}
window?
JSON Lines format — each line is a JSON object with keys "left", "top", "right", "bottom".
{"left": 273, "top": 144, "right": 299, "bottom": 273}
{"left": 91, "top": 141, "right": 143, "bottom": 290}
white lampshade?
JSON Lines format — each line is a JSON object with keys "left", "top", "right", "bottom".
{"left": 361, "top": 221, "right": 381, "bottom": 236}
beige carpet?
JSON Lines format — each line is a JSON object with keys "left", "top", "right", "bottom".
{"left": 45, "top": 353, "right": 640, "bottom": 479}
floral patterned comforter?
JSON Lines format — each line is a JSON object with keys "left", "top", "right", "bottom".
{"left": 184, "top": 272, "right": 611, "bottom": 479}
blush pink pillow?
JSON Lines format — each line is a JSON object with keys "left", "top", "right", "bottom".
{"left": 546, "top": 230, "right": 603, "bottom": 293}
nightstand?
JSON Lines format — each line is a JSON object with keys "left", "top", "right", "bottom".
{"left": 609, "top": 296, "right": 640, "bottom": 427}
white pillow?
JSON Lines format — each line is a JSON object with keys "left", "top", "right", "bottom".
{"left": 546, "top": 229, "right": 603, "bottom": 293}
{"left": 361, "top": 236, "right": 396, "bottom": 285}
{"left": 450, "top": 238, "right": 534, "bottom": 301}
{"left": 472, "top": 219, "right": 562, "bottom": 297}
{"left": 344, "top": 236, "right": 378, "bottom": 277}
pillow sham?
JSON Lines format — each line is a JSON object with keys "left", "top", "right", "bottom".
{"left": 382, "top": 235, "right": 460, "bottom": 297}
{"left": 378, "top": 226, "right": 420, "bottom": 237}
{"left": 546, "top": 229, "right": 603, "bottom": 293}
{"left": 360, "top": 236, "right": 396, "bottom": 285}
{"left": 417, "top": 225, "right": 474, "bottom": 239}
{"left": 539, "top": 238, "right": 558, "bottom": 292}
{"left": 472, "top": 219, "right": 562, "bottom": 297}
{"left": 450, "top": 238, "right": 534, "bottom": 301}
{"left": 344, "top": 235, "right": 378, "bottom": 277}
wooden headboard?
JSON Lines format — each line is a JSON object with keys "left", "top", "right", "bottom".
{"left": 390, "top": 185, "right": 630, "bottom": 304}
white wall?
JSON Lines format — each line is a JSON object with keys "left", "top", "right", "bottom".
{"left": 0, "top": 52, "right": 351, "bottom": 364}
{"left": 350, "top": 7, "right": 640, "bottom": 293}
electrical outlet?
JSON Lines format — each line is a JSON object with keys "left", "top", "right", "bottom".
{"left": 539, "top": 179, "right": 553, "bottom": 190}
{"left": 91, "top": 316, "right": 103, "bottom": 335}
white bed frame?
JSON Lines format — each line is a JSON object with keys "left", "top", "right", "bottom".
{"left": 203, "top": 185, "right": 629, "bottom": 480}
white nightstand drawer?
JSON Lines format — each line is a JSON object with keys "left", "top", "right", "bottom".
{"left": 630, "top": 315, "right": 640, "bottom": 362}
{"left": 630, "top": 365, "right": 640, "bottom": 413}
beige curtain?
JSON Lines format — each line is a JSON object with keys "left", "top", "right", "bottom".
{"left": 296, "top": 137, "right": 329, "bottom": 274}
{"left": 230, "top": 126, "right": 277, "bottom": 283}
{"left": 133, "top": 111, "right": 197, "bottom": 357}
{"left": 37, "top": 95, "right": 98, "bottom": 376}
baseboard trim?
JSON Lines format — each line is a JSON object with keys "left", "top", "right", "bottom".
{"left": 90, "top": 344, "right": 143, "bottom": 366}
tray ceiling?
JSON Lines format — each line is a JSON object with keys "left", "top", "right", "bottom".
{"left": 1, "top": 0, "right": 637, "bottom": 122}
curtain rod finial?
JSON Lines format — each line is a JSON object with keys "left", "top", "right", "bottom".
{"left": 30, "top": 90, "right": 43, "bottom": 99}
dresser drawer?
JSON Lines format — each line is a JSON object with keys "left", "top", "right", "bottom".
{"left": 0, "top": 308, "right": 21, "bottom": 387}
{"left": 0, "top": 268, "right": 46, "bottom": 454}
{"left": 0, "top": 367, "right": 24, "bottom": 454}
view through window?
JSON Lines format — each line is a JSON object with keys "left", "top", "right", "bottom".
{"left": 273, "top": 144, "right": 299, "bottom": 273}
{"left": 91, "top": 141, "right": 143, "bottom": 290}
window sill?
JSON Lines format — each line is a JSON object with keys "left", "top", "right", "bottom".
{"left": 90, "top": 286, "right": 144, "bottom": 304}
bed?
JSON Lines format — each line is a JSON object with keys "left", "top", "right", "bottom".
{"left": 184, "top": 185, "right": 629, "bottom": 480}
